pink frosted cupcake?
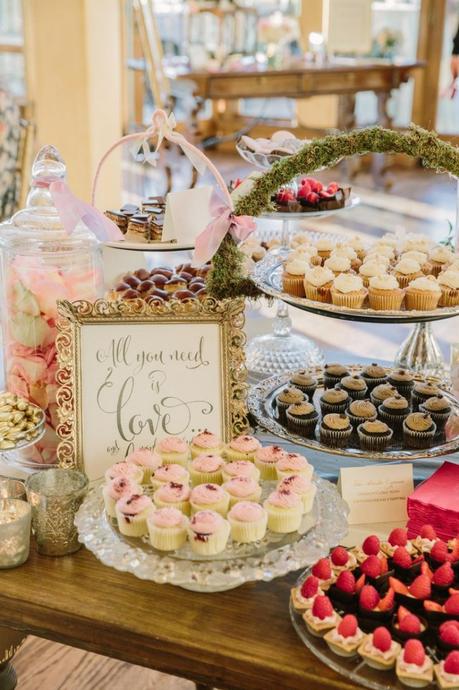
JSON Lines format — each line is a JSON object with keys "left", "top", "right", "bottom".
{"left": 153, "top": 481, "right": 191, "bottom": 515}
{"left": 150, "top": 463, "right": 190, "bottom": 491}
{"left": 221, "top": 460, "right": 260, "bottom": 483}
{"left": 189, "top": 454, "right": 225, "bottom": 486}
{"left": 276, "top": 452, "right": 313, "bottom": 481}
{"left": 147, "top": 507, "right": 188, "bottom": 551}
{"left": 115, "top": 493, "right": 153, "bottom": 537}
{"left": 103, "top": 476, "right": 143, "bottom": 518}
{"left": 254, "top": 445, "right": 288, "bottom": 480}
{"left": 222, "top": 477, "right": 262, "bottom": 507}
{"left": 125, "top": 448, "right": 162, "bottom": 483}
{"left": 224, "top": 435, "right": 261, "bottom": 462}
{"left": 278, "top": 474, "right": 317, "bottom": 513}
{"left": 190, "top": 430, "right": 224, "bottom": 458}
{"left": 190, "top": 483, "right": 230, "bottom": 516}
{"left": 105, "top": 462, "right": 144, "bottom": 485}
{"left": 264, "top": 488, "right": 303, "bottom": 533}
{"left": 155, "top": 437, "right": 189, "bottom": 466}
{"left": 187, "top": 510, "right": 230, "bottom": 555}
{"left": 228, "top": 501, "right": 268, "bottom": 543}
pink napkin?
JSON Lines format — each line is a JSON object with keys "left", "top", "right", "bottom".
{"left": 407, "top": 461, "right": 459, "bottom": 540}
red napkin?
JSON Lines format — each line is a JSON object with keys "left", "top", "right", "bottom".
{"left": 407, "top": 461, "right": 459, "bottom": 541}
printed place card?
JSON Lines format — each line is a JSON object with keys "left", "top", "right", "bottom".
{"left": 162, "top": 186, "right": 213, "bottom": 244}
{"left": 339, "top": 464, "right": 414, "bottom": 525}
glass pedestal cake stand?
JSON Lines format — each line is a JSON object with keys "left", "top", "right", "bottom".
{"left": 75, "top": 477, "right": 348, "bottom": 593}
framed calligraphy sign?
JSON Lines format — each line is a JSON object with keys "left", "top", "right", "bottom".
{"left": 55, "top": 297, "right": 248, "bottom": 480}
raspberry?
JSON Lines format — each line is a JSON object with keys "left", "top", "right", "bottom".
{"left": 399, "top": 613, "right": 421, "bottom": 635}
{"left": 393, "top": 546, "right": 412, "bottom": 569}
{"left": 431, "top": 539, "right": 449, "bottom": 563}
{"left": 312, "top": 558, "right": 332, "bottom": 581}
{"left": 440, "top": 621, "right": 459, "bottom": 646}
{"left": 361, "top": 555, "right": 382, "bottom": 579}
{"left": 420, "top": 524, "right": 437, "bottom": 540}
{"left": 327, "top": 182, "right": 339, "bottom": 194}
{"left": 297, "top": 184, "right": 311, "bottom": 199}
{"left": 444, "top": 651, "right": 459, "bottom": 675}
{"left": 403, "top": 639, "right": 425, "bottom": 666}
{"left": 397, "top": 606, "right": 411, "bottom": 623}
{"left": 409, "top": 574, "right": 431, "bottom": 600}
{"left": 445, "top": 594, "right": 459, "bottom": 615}
{"left": 388, "top": 527, "right": 408, "bottom": 547}
{"left": 359, "top": 584, "right": 380, "bottom": 611}
{"left": 378, "top": 587, "right": 394, "bottom": 612}
{"left": 335, "top": 570, "right": 356, "bottom": 594}
{"left": 372, "top": 627, "right": 392, "bottom": 653}
{"left": 305, "top": 191, "right": 320, "bottom": 205}
{"left": 312, "top": 595, "right": 334, "bottom": 620}
{"left": 433, "top": 562, "right": 455, "bottom": 587}
{"left": 362, "top": 535, "right": 380, "bottom": 556}
{"left": 337, "top": 614, "right": 358, "bottom": 638}
{"left": 331, "top": 546, "right": 349, "bottom": 567}
{"left": 300, "top": 575, "right": 319, "bottom": 599}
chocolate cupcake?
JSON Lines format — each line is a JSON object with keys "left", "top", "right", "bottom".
{"left": 411, "top": 380, "right": 442, "bottom": 411}
{"left": 289, "top": 370, "right": 318, "bottom": 398}
{"left": 387, "top": 368, "right": 415, "bottom": 398}
{"left": 320, "top": 413, "right": 353, "bottom": 448}
{"left": 275, "top": 386, "right": 305, "bottom": 420}
{"left": 346, "top": 399, "right": 377, "bottom": 429}
{"left": 357, "top": 420, "right": 393, "bottom": 451}
{"left": 286, "top": 402, "right": 319, "bottom": 436}
{"left": 319, "top": 385, "right": 350, "bottom": 416}
{"left": 378, "top": 394, "right": 411, "bottom": 433}
{"left": 323, "top": 363, "right": 349, "bottom": 389}
{"left": 361, "top": 363, "right": 388, "bottom": 392}
{"left": 419, "top": 395, "right": 451, "bottom": 432}
{"left": 370, "top": 383, "right": 398, "bottom": 408}
{"left": 403, "top": 412, "right": 437, "bottom": 449}
{"left": 339, "top": 374, "right": 368, "bottom": 401}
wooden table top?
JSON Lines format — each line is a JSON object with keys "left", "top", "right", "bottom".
{"left": 0, "top": 543, "right": 359, "bottom": 690}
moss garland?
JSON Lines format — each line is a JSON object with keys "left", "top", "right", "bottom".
{"left": 207, "top": 125, "right": 459, "bottom": 300}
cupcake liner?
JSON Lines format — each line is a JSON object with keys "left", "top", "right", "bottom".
{"left": 189, "top": 468, "right": 223, "bottom": 487}
{"left": 346, "top": 411, "right": 377, "bottom": 429}
{"left": 190, "top": 494, "right": 230, "bottom": 517}
{"left": 405, "top": 290, "right": 441, "bottom": 311}
{"left": 342, "top": 387, "right": 368, "bottom": 401}
{"left": 368, "top": 289, "right": 405, "bottom": 311}
{"left": 411, "top": 391, "right": 432, "bottom": 412}
{"left": 418, "top": 404, "right": 451, "bottom": 431}
{"left": 282, "top": 273, "right": 306, "bottom": 297}
{"left": 159, "top": 451, "right": 190, "bottom": 466}
{"left": 228, "top": 514, "right": 268, "bottom": 543}
{"left": 430, "top": 262, "right": 444, "bottom": 277}
{"left": 190, "top": 444, "right": 224, "bottom": 459}
{"left": 319, "top": 425, "right": 353, "bottom": 448}
{"left": 289, "top": 381, "right": 317, "bottom": 398}
{"left": 304, "top": 282, "right": 332, "bottom": 303}
{"left": 188, "top": 521, "right": 230, "bottom": 556}
{"left": 323, "top": 373, "right": 346, "bottom": 389}
{"left": 439, "top": 287, "right": 459, "bottom": 307}
{"left": 394, "top": 271, "right": 422, "bottom": 289}
{"left": 153, "top": 496, "right": 191, "bottom": 516}
{"left": 387, "top": 379, "right": 414, "bottom": 398}
{"left": 286, "top": 410, "right": 319, "bottom": 437}
{"left": 148, "top": 523, "right": 187, "bottom": 551}
{"left": 301, "top": 485, "right": 317, "bottom": 514}
{"left": 223, "top": 447, "right": 257, "bottom": 462}
{"left": 378, "top": 407, "right": 410, "bottom": 433}
{"left": 276, "top": 398, "right": 295, "bottom": 420}
{"left": 276, "top": 465, "right": 314, "bottom": 482}
{"left": 139, "top": 467, "right": 156, "bottom": 483}
{"left": 221, "top": 465, "right": 260, "bottom": 483}
{"left": 227, "top": 487, "right": 262, "bottom": 508}
{"left": 402, "top": 422, "right": 437, "bottom": 449}
{"left": 361, "top": 375, "right": 388, "bottom": 393}
{"left": 319, "top": 400, "right": 348, "bottom": 416}
{"left": 330, "top": 289, "right": 367, "bottom": 309}
{"left": 254, "top": 458, "right": 278, "bottom": 481}
{"left": 357, "top": 426, "right": 393, "bottom": 451}
{"left": 264, "top": 503, "right": 303, "bottom": 533}
{"left": 116, "top": 511, "right": 150, "bottom": 538}
{"left": 370, "top": 392, "right": 390, "bottom": 407}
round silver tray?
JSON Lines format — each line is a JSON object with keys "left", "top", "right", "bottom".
{"left": 236, "top": 141, "right": 305, "bottom": 170}
{"left": 75, "top": 477, "right": 348, "bottom": 592}
{"left": 251, "top": 253, "right": 459, "bottom": 324}
{"left": 248, "top": 367, "right": 459, "bottom": 462}
{"left": 290, "top": 567, "right": 437, "bottom": 690}
{"left": 104, "top": 240, "right": 194, "bottom": 252}
{"left": 260, "top": 194, "right": 360, "bottom": 220}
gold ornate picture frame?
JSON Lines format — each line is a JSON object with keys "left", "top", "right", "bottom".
{"left": 55, "top": 297, "right": 248, "bottom": 480}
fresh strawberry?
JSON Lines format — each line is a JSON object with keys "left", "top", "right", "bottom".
{"left": 445, "top": 594, "right": 459, "bottom": 615}
{"left": 420, "top": 524, "right": 437, "bottom": 540}
{"left": 421, "top": 561, "right": 433, "bottom": 579}
{"left": 276, "top": 189, "right": 295, "bottom": 205}
{"left": 297, "top": 183, "right": 311, "bottom": 199}
{"left": 424, "top": 599, "right": 443, "bottom": 612}
{"left": 444, "top": 651, "right": 459, "bottom": 674}
{"left": 359, "top": 584, "right": 380, "bottom": 611}
{"left": 440, "top": 622, "right": 459, "bottom": 647}
{"left": 304, "top": 191, "right": 320, "bottom": 205}
{"left": 335, "top": 570, "right": 356, "bottom": 594}
{"left": 331, "top": 546, "right": 349, "bottom": 567}
{"left": 361, "top": 555, "right": 382, "bottom": 579}
{"left": 312, "top": 595, "right": 334, "bottom": 620}
{"left": 449, "top": 540, "right": 459, "bottom": 563}
{"left": 327, "top": 182, "right": 339, "bottom": 194}
{"left": 380, "top": 556, "right": 389, "bottom": 574}
{"left": 337, "top": 614, "right": 358, "bottom": 638}
{"left": 301, "top": 177, "right": 317, "bottom": 187}
{"left": 393, "top": 546, "right": 412, "bottom": 569}
{"left": 397, "top": 606, "right": 411, "bottom": 623}
{"left": 319, "top": 190, "right": 333, "bottom": 199}
{"left": 388, "top": 527, "right": 408, "bottom": 547}
{"left": 403, "top": 639, "right": 425, "bottom": 666}
{"left": 450, "top": 588, "right": 459, "bottom": 596}
{"left": 389, "top": 576, "right": 410, "bottom": 595}
{"left": 312, "top": 558, "right": 332, "bottom": 581}
{"left": 433, "top": 562, "right": 455, "bottom": 587}
{"left": 362, "top": 535, "right": 380, "bottom": 556}
{"left": 431, "top": 539, "right": 449, "bottom": 563}
{"left": 378, "top": 587, "right": 395, "bottom": 612}
{"left": 300, "top": 575, "right": 319, "bottom": 599}
{"left": 355, "top": 574, "right": 366, "bottom": 593}
{"left": 409, "top": 574, "right": 431, "bottom": 600}
{"left": 309, "top": 179, "right": 323, "bottom": 193}
{"left": 399, "top": 613, "right": 421, "bottom": 635}
{"left": 372, "top": 627, "right": 392, "bottom": 653}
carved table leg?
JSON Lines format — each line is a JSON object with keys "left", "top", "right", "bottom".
{"left": 0, "top": 662, "right": 16, "bottom": 690}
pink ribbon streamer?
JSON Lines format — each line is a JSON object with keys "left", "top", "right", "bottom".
{"left": 193, "top": 189, "right": 256, "bottom": 266}
{"left": 50, "top": 180, "right": 124, "bottom": 242}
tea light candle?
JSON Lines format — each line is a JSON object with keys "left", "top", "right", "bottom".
{"left": 0, "top": 499, "right": 31, "bottom": 568}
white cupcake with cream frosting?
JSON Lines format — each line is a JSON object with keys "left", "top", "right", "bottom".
{"left": 438, "top": 268, "right": 459, "bottom": 306}
{"left": 368, "top": 273, "right": 405, "bottom": 311}
{"left": 331, "top": 273, "right": 367, "bottom": 308}
{"left": 324, "top": 254, "right": 351, "bottom": 275}
{"left": 303, "top": 265, "right": 334, "bottom": 302}
{"left": 393, "top": 258, "right": 423, "bottom": 288}
{"left": 405, "top": 275, "right": 441, "bottom": 311}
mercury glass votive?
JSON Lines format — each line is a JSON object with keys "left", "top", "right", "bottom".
{"left": 0, "top": 499, "right": 31, "bottom": 568}
{"left": 25, "top": 469, "right": 88, "bottom": 556}
{"left": 0, "top": 478, "right": 26, "bottom": 501}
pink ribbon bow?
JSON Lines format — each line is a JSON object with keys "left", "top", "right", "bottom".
{"left": 193, "top": 189, "right": 256, "bottom": 266}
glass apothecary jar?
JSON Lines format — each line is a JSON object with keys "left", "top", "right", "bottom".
{"left": 0, "top": 145, "right": 104, "bottom": 466}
